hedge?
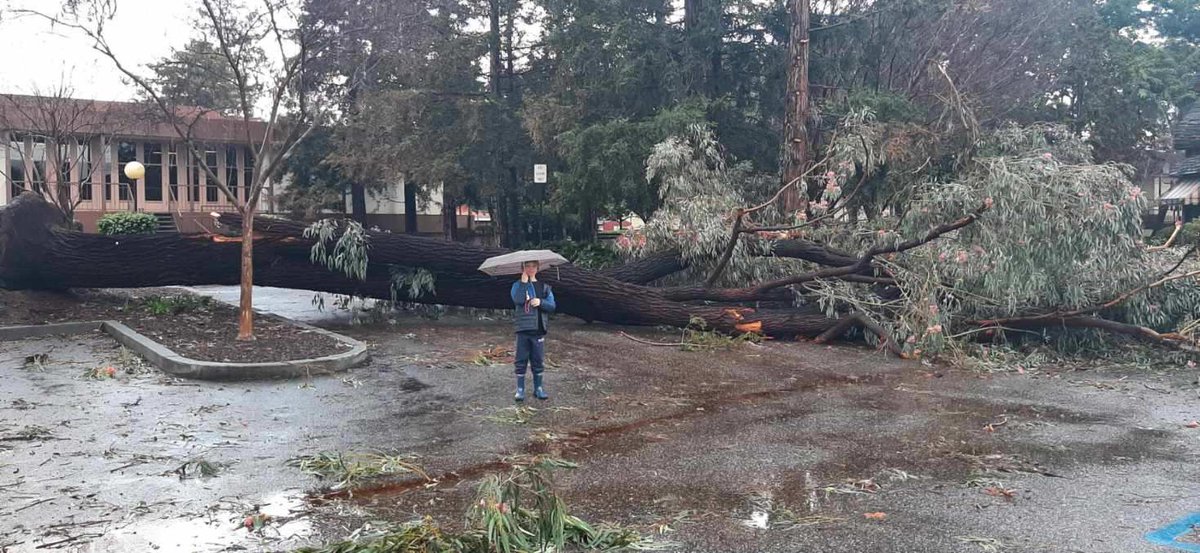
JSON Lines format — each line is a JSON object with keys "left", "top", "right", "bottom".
{"left": 97, "top": 212, "right": 158, "bottom": 235}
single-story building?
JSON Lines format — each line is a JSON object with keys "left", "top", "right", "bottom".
{"left": 1162, "top": 103, "right": 1200, "bottom": 223}
{"left": 0, "top": 94, "right": 283, "bottom": 233}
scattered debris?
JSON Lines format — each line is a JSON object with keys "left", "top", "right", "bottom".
{"left": 880, "top": 468, "right": 926, "bottom": 482}
{"left": 965, "top": 476, "right": 1007, "bottom": 489}
{"left": 620, "top": 317, "right": 763, "bottom": 352}
{"left": 950, "top": 452, "right": 1060, "bottom": 477}
{"left": 819, "top": 478, "right": 880, "bottom": 497}
{"left": 10, "top": 399, "right": 37, "bottom": 410}
{"left": 637, "top": 510, "right": 701, "bottom": 535}
{"left": 0, "top": 425, "right": 53, "bottom": 442}
{"left": 83, "top": 366, "right": 118, "bottom": 379}
{"left": 983, "top": 486, "right": 1017, "bottom": 501}
{"left": 288, "top": 451, "right": 428, "bottom": 493}
{"left": 22, "top": 352, "right": 49, "bottom": 370}
{"left": 173, "top": 458, "right": 222, "bottom": 480}
{"left": 484, "top": 406, "right": 539, "bottom": 425}
{"left": 984, "top": 415, "right": 1009, "bottom": 433}
{"left": 957, "top": 536, "right": 1005, "bottom": 552}
{"left": 242, "top": 513, "right": 271, "bottom": 532}
{"left": 472, "top": 345, "right": 513, "bottom": 366}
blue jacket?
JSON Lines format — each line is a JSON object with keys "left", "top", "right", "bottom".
{"left": 511, "top": 280, "right": 556, "bottom": 334}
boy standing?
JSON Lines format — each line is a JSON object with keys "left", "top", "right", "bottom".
{"left": 511, "top": 260, "right": 556, "bottom": 401}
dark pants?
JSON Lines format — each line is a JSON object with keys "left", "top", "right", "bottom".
{"left": 514, "top": 333, "right": 545, "bottom": 375}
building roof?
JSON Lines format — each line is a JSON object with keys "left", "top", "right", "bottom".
{"left": 1174, "top": 156, "right": 1200, "bottom": 178}
{"left": 1161, "top": 180, "right": 1200, "bottom": 204}
{"left": 1177, "top": 106, "right": 1200, "bottom": 154}
{"left": 0, "top": 94, "right": 268, "bottom": 144}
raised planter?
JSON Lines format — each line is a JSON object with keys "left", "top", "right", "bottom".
{"left": 0, "top": 319, "right": 368, "bottom": 381}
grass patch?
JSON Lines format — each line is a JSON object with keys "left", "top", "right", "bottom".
{"left": 142, "top": 294, "right": 212, "bottom": 316}
{"left": 295, "top": 457, "right": 671, "bottom": 553}
{"left": 289, "top": 451, "right": 428, "bottom": 493}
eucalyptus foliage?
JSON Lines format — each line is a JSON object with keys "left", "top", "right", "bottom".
{"left": 636, "top": 119, "right": 1200, "bottom": 355}
{"left": 305, "top": 219, "right": 370, "bottom": 281}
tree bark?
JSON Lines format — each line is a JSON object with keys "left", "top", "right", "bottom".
{"left": 404, "top": 179, "right": 418, "bottom": 234}
{"left": 780, "top": 0, "right": 811, "bottom": 213}
{"left": 349, "top": 182, "right": 367, "bottom": 223}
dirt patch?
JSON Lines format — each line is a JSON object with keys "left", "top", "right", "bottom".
{"left": 0, "top": 288, "right": 347, "bottom": 363}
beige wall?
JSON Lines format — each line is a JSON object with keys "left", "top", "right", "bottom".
{"left": 345, "top": 178, "right": 443, "bottom": 216}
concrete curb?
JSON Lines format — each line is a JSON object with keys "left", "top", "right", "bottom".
{"left": 0, "top": 321, "right": 106, "bottom": 340}
{"left": 0, "top": 320, "right": 368, "bottom": 381}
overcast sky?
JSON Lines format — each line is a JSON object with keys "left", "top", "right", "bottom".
{"left": 0, "top": 1, "right": 202, "bottom": 101}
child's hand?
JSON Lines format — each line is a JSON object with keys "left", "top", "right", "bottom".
{"left": 530, "top": 298, "right": 541, "bottom": 308}
{"left": 521, "top": 273, "right": 530, "bottom": 283}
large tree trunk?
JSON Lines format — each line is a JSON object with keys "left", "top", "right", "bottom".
{"left": 0, "top": 194, "right": 840, "bottom": 339}
{"left": 6, "top": 194, "right": 1177, "bottom": 351}
{"left": 780, "top": 0, "right": 811, "bottom": 213}
{"left": 404, "top": 179, "right": 418, "bottom": 234}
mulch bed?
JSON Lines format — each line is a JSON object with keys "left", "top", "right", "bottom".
{"left": 0, "top": 288, "right": 350, "bottom": 363}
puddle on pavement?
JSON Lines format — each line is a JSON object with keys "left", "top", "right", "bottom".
{"left": 84, "top": 489, "right": 314, "bottom": 552}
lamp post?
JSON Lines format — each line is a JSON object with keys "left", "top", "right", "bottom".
{"left": 123, "top": 161, "right": 144, "bottom": 212}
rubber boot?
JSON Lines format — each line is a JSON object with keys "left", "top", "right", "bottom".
{"left": 514, "top": 375, "right": 526, "bottom": 402}
{"left": 533, "top": 372, "right": 548, "bottom": 400}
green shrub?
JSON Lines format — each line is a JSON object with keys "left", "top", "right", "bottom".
{"left": 1152, "top": 220, "right": 1200, "bottom": 246}
{"left": 97, "top": 212, "right": 158, "bottom": 235}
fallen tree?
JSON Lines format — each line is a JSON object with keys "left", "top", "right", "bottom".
{"left": 3, "top": 120, "right": 1198, "bottom": 356}
{"left": 0, "top": 192, "right": 843, "bottom": 338}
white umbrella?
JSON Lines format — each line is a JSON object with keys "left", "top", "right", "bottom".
{"left": 477, "top": 249, "right": 569, "bottom": 276}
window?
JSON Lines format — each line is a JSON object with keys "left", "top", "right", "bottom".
{"left": 167, "top": 146, "right": 178, "bottom": 202}
{"left": 30, "top": 137, "right": 46, "bottom": 187}
{"left": 101, "top": 142, "right": 113, "bottom": 201}
{"left": 226, "top": 146, "right": 239, "bottom": 201}
{"left": 79, "top": 141, "right": 92, "bottom": 201}
{"left": 189, "top": 149, "right": 200, "bottom": 202}
{"left": 145, "top": 143, "right": 163, "bottom": 202}
{"left": 205, "top": 149, "right": 219, "bottom": 202}
{"left": 8, "top": 134, "right": 25, "bottom": 198}
{"left": 117, "top": 141, "right": 136, "bottom": 201}
{"left": 244, "top": 148, "right": 255, "bottom": 198}
{"left": 58, "top": 145, "right": 71, "bottom": 203}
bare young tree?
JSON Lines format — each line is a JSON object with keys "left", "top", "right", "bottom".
{"left": 22, "top": 0, "right": 325, "bottom": 340}
{"left": 0, "top": 82, "right": 117, "bottom": 225}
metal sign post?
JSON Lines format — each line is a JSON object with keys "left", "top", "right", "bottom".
{"left": 533, "top": 164, "right": 547, "bottom": 242}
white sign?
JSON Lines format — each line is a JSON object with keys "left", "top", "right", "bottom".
{"left": 533, "top": 164, "right": 548, "bottom": 184}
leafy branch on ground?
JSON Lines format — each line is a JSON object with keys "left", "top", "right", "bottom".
{"left": 296, "top": 457, "right": 672, "bottom": 553}
{"left": 289, "top": 451, "right": 429, "bottom": 493}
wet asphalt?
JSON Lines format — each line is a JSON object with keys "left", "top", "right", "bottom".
{"left": 1, "top": 287, "right": 1198, "bottom": 552}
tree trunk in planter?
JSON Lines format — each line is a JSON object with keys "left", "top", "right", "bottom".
{"left": 237, "top": 211, "right": 255, "bottom": 340}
